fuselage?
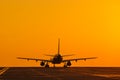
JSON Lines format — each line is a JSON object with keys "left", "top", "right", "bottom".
{"left": 51, "top": 54, "right": 63, "bottom": 64}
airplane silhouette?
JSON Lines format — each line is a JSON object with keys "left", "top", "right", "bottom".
{"left": 17, "top": 39, "right": 97, "bottom": 68}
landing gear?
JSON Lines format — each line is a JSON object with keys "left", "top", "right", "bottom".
{"left": 45, "top": 64, "right": 49, "bottom": 68}
{"left": 64, "top": 65, "right": 67, "bottom": 68}
{"left": 63, "top": 61, "right": 72, "bottom": 68}
{"left": 64, "top": 62, "right": 67, "bottom": 68}
{"left": 53, "top": 64, "right": 55, "bottom": 67}
{"left": 45, "top": 62, "right": 49, "bottom": 68}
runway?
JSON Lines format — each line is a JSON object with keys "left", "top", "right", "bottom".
{"left": 0, "top": 67, "right": 120, "bottom": 80}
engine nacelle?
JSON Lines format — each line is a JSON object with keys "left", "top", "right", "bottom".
{"left": 67, "top": 61, "right": 71, "bottom": 66}
{"left": 40, "top": 61, "right": 45, "bottom": 66}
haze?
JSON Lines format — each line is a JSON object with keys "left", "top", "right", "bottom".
{"left": 0, "top": 0, "right": 120, "bottom": 67}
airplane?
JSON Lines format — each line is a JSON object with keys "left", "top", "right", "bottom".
{"left": 17, "top": 39, "right": 97, "bottom": 68}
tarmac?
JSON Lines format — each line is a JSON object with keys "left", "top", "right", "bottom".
{"left": 0, "top": 67, "right": 120, "bottom": 80}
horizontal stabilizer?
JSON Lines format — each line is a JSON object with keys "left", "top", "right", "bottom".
{"left": 62, "top": 54, "right": 75, "bottom": 57}
{"left": 43, "top": 54, "right": 55, "bottom": 56}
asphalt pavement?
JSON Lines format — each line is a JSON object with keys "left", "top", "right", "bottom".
{"left": 0, "top": 67, "right": 120, "bottom": 80}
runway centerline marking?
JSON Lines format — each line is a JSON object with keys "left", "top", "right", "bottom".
{"left": 0, "top": 67, "right": 9, "bottom": 75}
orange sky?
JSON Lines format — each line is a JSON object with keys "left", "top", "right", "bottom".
{"left": 0, "top": 0, "right": 120, "bottom": 67}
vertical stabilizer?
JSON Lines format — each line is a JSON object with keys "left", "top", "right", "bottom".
{"left": 58, "top": 38, "right": 60, "bottom": 54}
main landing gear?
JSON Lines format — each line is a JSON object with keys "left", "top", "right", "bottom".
{"left": 45, "top": 64, "right": 49, "bottom": 68}
{"left": 64, "top": 61, "right": 71, "bottom": 68}
{"left": 63, "top": 64, "right": 67, "bottom": 68}
{"left": 45, "top": 63, "right": 49, "bottom": 68}
{"left": 40, "top": 61, "right": 49, "bottom": 68}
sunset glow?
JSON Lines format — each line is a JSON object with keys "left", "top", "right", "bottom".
{"left": 0, "top": 0, "right": 120, "bottom": 67}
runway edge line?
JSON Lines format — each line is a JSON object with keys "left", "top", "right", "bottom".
{"left": 0, "top": 67, "right": 9, "bottom": 75}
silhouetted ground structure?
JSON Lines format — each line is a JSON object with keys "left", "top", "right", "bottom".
{"left": 0, "top": 67, "right": 120, "bottom": 80}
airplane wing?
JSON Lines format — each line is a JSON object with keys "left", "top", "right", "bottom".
{"left": 17, "top": 57, "right": 52, "bottom": 62}
{"left": 62, "top": 57, "right": 97, "bottom": 62}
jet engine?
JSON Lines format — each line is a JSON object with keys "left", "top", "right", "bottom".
{"left": 67, "top": 61, "right": 71, "bottom": 66}
{"left": 40, "top": 61, "right": 45, "bottom": 66}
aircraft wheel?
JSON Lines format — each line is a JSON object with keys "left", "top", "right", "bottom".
{"left": 63, "top": 65, "right": 67, "bottom": 68}
{"left": 45, "top": 64, "right": 49, "bottom": 68}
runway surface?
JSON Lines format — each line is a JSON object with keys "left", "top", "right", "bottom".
{"left": 0, "top": 67, "right": 120, "bottom": 80}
